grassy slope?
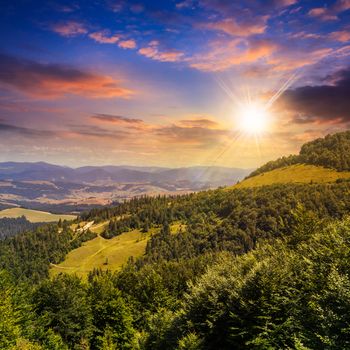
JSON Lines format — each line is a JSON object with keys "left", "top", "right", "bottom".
{"left": 232, "top": 164, "right": 350, "bottom": 189}
{"left": 50, "top": 222, "right": 185, "bottom": 277}
{"left": 0, "top": 207, "right": 76, "bottom": 223}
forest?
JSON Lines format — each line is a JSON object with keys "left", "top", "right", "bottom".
{"left": 2, "top": 131, "right": 350, "bottom": 349}
{"left": 248, "top": 130, "right": 350, "bottom": 177}
{"left": 0, "top": 216, "right": 40, "bottom": 240}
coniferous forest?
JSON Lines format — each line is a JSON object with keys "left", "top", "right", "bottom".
{"left": 2, "top": 132, "right": 350, "bottom": 349}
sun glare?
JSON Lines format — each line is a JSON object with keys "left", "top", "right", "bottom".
{"left": 237, "top": 102, "right": 269, "bottom": 135}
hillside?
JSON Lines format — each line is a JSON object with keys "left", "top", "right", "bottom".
{"left": 233, "top": 131, "right": 350, "bottom": 189}
{"left": 233, "top": 164, "right": 350, "bottom": 189}
{"left": 50, "top": 223, "right": 183, "bottom": 277}
{"left": 2, "top": 131, "right": 350, "bottom": 349}
{"left": 3, "top": 180, "right": 350, "bottom": 349}
{"left": 248, "top": 130, "right": 350, "bottom": 178}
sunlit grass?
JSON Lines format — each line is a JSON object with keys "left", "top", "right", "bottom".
{"left": 50, "top": 222, "right": 184, "bottom": 277}
{"left": 0, "top": 207, "right": 76, "bottom": 223}
{"left": 231, "top": 164, "right": 350, "bottom": 189}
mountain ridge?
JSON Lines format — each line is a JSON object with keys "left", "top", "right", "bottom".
{"left": 0, "top": 162, "right": 253, "bottom": 212}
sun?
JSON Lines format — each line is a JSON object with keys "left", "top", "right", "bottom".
{"left": 237, "top": 102, "right": 269, "bottom": 135}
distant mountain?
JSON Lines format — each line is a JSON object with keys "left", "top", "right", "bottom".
{"left": 0, "top": 162, "right": 253, "bottom": 212}
{"left": 0, "top": 162, "right": 251, "bottom": 184}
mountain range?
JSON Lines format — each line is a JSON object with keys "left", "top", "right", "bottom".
{"left": 0, "top": 162, "right": 252, "bottom": 212}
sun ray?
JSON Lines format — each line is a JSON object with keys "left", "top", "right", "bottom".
{"left": 266, "top": 73, "right": 299, "bottom": 109}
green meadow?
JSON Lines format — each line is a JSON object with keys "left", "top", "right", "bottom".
{"left": 51, "top": 222, "right": 184, "bottom": 277}
{"left": 232, "top": 164, "right": 350, "bottom": 189}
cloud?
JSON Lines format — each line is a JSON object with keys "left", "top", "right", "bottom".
{"left": 329, "top": 30, "right": 350, "bottom": 42}
{"left": 279, "top": 67, "right": 350, "bottom": 124}
{"left": 88, "top": 31, "right": 136, "bottom": 49}
{"left": 0, "top": 113, "right": 231, "bottom": 150}
{"left": 308, "top": 0, "right": 350, "bottom": 21}
{"left": 0, "top": 123, "right": 58, "bottom": 138}
{"left": 0, "top": 100, "right": 66, "bottom": 114}
{"left": 0, "top": 54, "right": 133, "bottom": 99}
{"left": 154, "top": 124, "right": 231, "bottom": 145}
{"left": 89, "top": 30, "right": 120, "bottom": 44}
{"left": 68, "top": 125, "right": 129, "bottom": 139}
{"left": 308, "top": 8, "right": 338, "bottom": 21}
{"left": 0, "top": 121, "right": 129, "bottom": 140}
{"left": 202, "top": 17, "right": 268, "bottom": 37}
{"left": 118, "top": 39, "right": 137, "bottom": 49}
{"left": 91, "top": 114, "right": 144, "bottom": 125}
{"left": 190, "top": 39, "right": 276, "bottom": 71}
{"left": 50, "top": 21, "right": 88, "bottom": 37}
{"left": 200, "top": 0, "right": 298, "bottom": 15}
{"left": 267, "top": 47, "right": 333, "bottom": 72}
{"left": 138, "top": 43, "right": 184, "bottom": 62}
{"left": 334, "top": 0, "right": 350, "bottom": 12}
{"left": 176, "top": 0, "right": 194, "bottom": 9}
{"left": 177, "top": 118, "right": 220, "bottom": 129}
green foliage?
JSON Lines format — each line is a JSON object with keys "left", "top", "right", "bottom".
{"left": 0, "top": 222, "right": 98, "bottom": 282}
{"left": 33, "top": 274, "right": 93, "bottom": 347}
{"left": 0, "top": 271, "right": 22, "bottom": 349}
{"left": 177, "top": 333, "right": 203, "bottom": 350}
{"left": 156, "top": 215, "right": 350, "bottom": 349}
{"left": 0, "top": 216, "right": 40, "bottom": 239}
{"left": 3, "top": 132, "right": 350, "bottom": 349}
{"left": 248, "top": 130, "right": 350, "bottom": 177}
{"left": 88, "top": 273, "right": 135, "bottom": 349}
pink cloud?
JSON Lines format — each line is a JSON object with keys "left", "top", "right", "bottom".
{"left": 329, "top": 30, "right": 350, "bottom": 42}
{"left": 177, "top": 118, "right": 220, "bottom": 129}
{"left": 308, "top": 0, "right": 350, "bottom": 21}
{"left": 202, "top": 16, "right": 268, "bottom": 37}
{"left": 0, "top": 54, "right": 133, "bottom": 99}
{"left": 190, "top": 39, "right": 276, "bottom": 71}
{"left": 308, "top": 8, "right": 337, "bottom": 21}
{"left": 138, "top": 45, "right": 184, "bottom": 62}
{"left": 334, "top": 0, "right": 350, "bottom": 12}
{"left": 89, "top": 30, "right": 120, "bottom": 44}
{"left": 50, "top": 21, "right": 88, "bottom": 37}
{"left": 118, "top": 40, "right": 137, "bottom": 49}
{"left": 268, "top": 48, "right": 333, "bottom": 72}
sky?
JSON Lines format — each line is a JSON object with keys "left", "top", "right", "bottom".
{"left": 0, "top": 0, "right": 350, "bottom": 168}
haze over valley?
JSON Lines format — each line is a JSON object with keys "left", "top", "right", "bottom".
{"left": 0, "top": 162, "right": 252, "bottom": 212}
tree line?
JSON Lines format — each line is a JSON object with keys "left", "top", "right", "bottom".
{"left": 248, "top": 130, "right": 350, "bottom": 177}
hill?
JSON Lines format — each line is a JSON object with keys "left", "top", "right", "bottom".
{"left": 233, "top": 164, "right": 350, "bottom": 189}
{"left": 234, "top": 131, "right": 350, "bottom": 188}
{"left": 3, "top": 180, "right": 350, "bottom": 349}
{"left": 0, "top": 208, "right": 76, "bottom": 222}
{"left": 248, "top": 130, "right": 350, "bottom": 178}
{"left": 2, "top": 130, "right": 350, "bottom": 349}
{"left": 50, "top": 223, "right": 183, "bottom": 277}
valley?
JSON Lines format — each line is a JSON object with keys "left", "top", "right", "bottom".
{"left": 0, "top": 163, "right": 251, "bottom": 213}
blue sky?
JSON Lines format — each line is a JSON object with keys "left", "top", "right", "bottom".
{"left": 0, "top": 0, "right": 350, "bottom": 167}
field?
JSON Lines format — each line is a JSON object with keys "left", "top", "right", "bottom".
{"left": 50, "top": 222, "right": 185, "bottom": 277}
{"left": 232, "top": 164, "right": 350, "bottom": 189}
{"left": 0, "top": 207, "right": 76, "bottom": 223}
